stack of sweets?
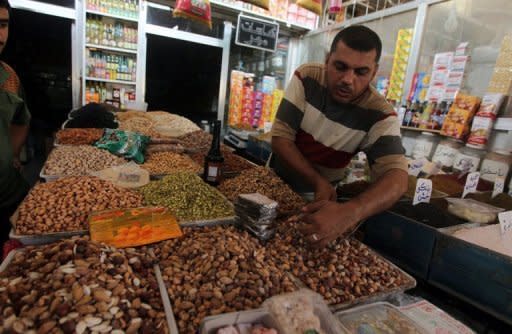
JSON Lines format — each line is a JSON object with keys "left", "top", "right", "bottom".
{"left": 386, "top": 28, "right": 413, "bottom": 102}
{"left": 488, "top": 35, "right": 512, "bottom": 94}
{"left": 467, "top": 93, "right": 505, "bottom": 149}
{"left": 235, "top": 193, "right": 278, "bottom": 241}
{"left": 440, "top": 93, "right": 481, "bottom": 140}
{"left": 228, "top": 70, "right": 244, "bottom": 126}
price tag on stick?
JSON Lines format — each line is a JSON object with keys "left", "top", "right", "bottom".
{"left": 492, "top": 175, "right": 505, "bottom": 198}
{"left": 499, "top": 211, "right": 512, "bottom": 236}
{"left": 413, "top": 178, "right": 432, "bottom": 206}
{"left": 462, "top": 172, "right": 480, "bottom": 198}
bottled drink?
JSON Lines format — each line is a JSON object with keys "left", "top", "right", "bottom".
{"left": 403, "top": 101, "right": 416, "bottom": 127}
{"left": 419, "top": 102, "right": 436, "bottom": 129}
{"left": 203, "top": 120, "right": 224, "bottom": 186}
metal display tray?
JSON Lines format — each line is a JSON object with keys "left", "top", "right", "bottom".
{"left": 0, "top": 250, "right": 178, "bottom": 334}
{"left": 287, "top": 240, "right": 416, "bottom": 313}
{"left": 9, "top": 208, "right": 88, "bottom": 246}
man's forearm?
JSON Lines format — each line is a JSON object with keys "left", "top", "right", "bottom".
{"left": 348, "top": 169, "right": 408, "bottom": 222}
{"left": 10, "top": 124, "right": 29, "bottom": 158}
{"left": 271, "top": 136, "right": 327, "bottom": 188}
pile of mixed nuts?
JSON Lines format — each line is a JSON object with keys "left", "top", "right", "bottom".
{"left": 0, "top": 237, "right": 168, "bottom": 334}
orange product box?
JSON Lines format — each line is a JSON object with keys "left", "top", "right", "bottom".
{"left": 452, "top": 93, "right": 481, "bottom": 113}
{"left": 89, "top": 207, "right": 182, "bottom": 248}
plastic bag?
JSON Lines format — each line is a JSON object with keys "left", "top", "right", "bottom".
{"left": 297, "top": 0, "right": 322, "bottom": 16}
{"left": 91, "top": 162, "right": 150, "bottom": 188}
{"left": 95, "top": 129, "right": 150, "bottom": 163}
{"left": 262, "top": 289, "right": 346, "bottom": 334}
{"left": 173, "top": 0, "right": 212, "bottom": 29}
{"left": 446, "top": 197, "right": 505, "bottom": 224}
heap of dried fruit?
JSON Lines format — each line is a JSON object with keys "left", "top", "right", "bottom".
{"left": 15, "top": 177, "right": 144, "bottom": 234}
{"left": 55, "top": 129, "right": 104, "bottom": 145}
{"left": 142, "top": 152, "right": 201, "bottom": 175}
{"left": 138, "top": 172, "right": 234, "bottom": 222}
{"left": 270, "top": 221, "right": 415, "bottom": 305}
{"left": 218, "top": 167, "right": 305, "bottom": 215}
{"left": 0, "top": 237, "right": 168, "bottom": 334}
{"left": 154, "top": 225, "right": 296, "bottom": 333}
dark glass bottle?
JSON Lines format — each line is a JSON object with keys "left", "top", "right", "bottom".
{"left": 203, "top": 120, "right": 224, "bottom": 186}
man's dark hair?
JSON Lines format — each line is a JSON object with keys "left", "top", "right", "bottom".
{"left": 330, "top": 25, "right": 382, "bottom": 63}
{"left": 0, "top": 0, "right": 10, "bottom": 12}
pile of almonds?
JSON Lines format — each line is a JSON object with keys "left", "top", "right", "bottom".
{"left": 154, "top": 225, "right": 296, "bottom": 333}
{"left": 15, "top": 177, "right": 143, "bottom": 234}
{"left": 43, "top": 146, "right": 125, "bottom": 177}
{"left": 0, "top": 237, "right": 168, "bottom": 334}
{"left": 218, "top": 167, "right": 305, "bottom": 216}
{"left": 269, "top": 221, "right": 415, "bottom": 305}
{"left": 142, "top": 152, "right": 201, "bottom": 175}
{"left": 55, "top": 129, "right": 104, "bottom": 145}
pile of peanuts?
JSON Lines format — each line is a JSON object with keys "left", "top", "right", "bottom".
{"left": 142, "top": 152, "right": 201, "bottom": 175}
{"left": 15, "top": 177, "right": 144, "bottom": 234}
{"left": 0, "top": 237, "right": 168, "bottom": 334}
{"left": 218, "top": 167, "right": 305, "bottom": 216}
{"left": 43, "top": 146, "right": 125, "bottom": 177}
{"left": 269, "top": 221, "right": 415, "bottom": 305}
{"left": 154, "top": 226, "right": 296, "bottom": 333}
{"left": 55, "top": 129, "right": 104, "bottom": 145}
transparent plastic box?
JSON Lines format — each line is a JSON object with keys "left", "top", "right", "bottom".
{"left": 336, "top": 302, "right": 428, "bottom": 334}
{"left": 446, "top": 197, "right": 505, "bottom": 223}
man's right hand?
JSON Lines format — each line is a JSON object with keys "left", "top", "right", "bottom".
{"left": 314, "top": 178, "right": 337, "bottom": 202}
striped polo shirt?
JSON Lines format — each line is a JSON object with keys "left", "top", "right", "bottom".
{"left": 271, "top": 63, "right": 407, "bottom": 183}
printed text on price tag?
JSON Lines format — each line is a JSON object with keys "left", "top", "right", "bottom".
{"left": 413, "top": 178, "right": 432, "bottom": 205}
{"left": 462, "top": 172, "right": 480, "bottom": 198}
{"left": 499, "top": 211, "right": 512, "bottom": 236}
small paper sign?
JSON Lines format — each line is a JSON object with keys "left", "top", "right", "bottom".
{"left": 263, "top": 121, "right": 273, "bottom": 133}
{"left": 462, "top": 172, "right": 480, "bottom": 198}
{"left": 413, "top": 178, "right": 432, "bottom": 205}
{"left": 408, "top": 159, "right": 425, "bottom": 177}
{"left": 492, "top": 175, "right": 505, "bottom": 198}
{"left": 499, "top": 211, "right": 512, "bottom": 236}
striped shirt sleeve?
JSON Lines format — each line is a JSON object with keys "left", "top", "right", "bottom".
{"left": 270, "top": 71, "right": 306, "bottom": 140}
{"left": 360, "top": 115, "right": 408, "bottom": 180}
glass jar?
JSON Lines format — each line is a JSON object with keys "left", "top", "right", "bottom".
{"left": 411, "top": 132, "right": 437, "bottom": 160}
{"left": 452, "top": 145, "right": 485, "bottom": 173}
{"left": 480, "top": 150, "right": 512, "bottom": 182}
{"left": 432, "top": 137, "right": 463, "bottom": 171}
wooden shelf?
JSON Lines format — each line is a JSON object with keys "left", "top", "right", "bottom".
{"left": 86, "top": 9, "right": 139, "bottom": 22}
{"left": 401, "top": 126, "right": 441, "bottom": 134}
{"left": 85, "top": 77, "right": 136, "bottom": 85}
{"left": 86, "top": 44, "right": 137, "bottom": 55}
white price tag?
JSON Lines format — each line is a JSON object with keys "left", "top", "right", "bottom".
{"left": 499, "top": 211, "right": 512, "bottom": 236}
{"left": 492, "top": 175, "right": 505, "bottom": 198}
{"left": 413, "top": 178, "right": 432, "bottom": 206}
{"left": 408, "top": 159, "right": 425, "bottom": 177}
{"left": 462, "top": 172, "right": 480, "bottom": 198}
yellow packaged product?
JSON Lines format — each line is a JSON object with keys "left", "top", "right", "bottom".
{"left": 241, "top": 0, "right": 270, "bottom": 10}
{"left": 89, "top": 207, "right": 182, "bottom": 248}
{"left": 296, "top": 0, "right": 322, "bottom": 15}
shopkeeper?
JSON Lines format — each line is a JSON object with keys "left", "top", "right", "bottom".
{"left": 0, "top": 0, "right": 31, "bottom": 247}
{"left": 270, "top": 25, "right": 408, "bottom": 248}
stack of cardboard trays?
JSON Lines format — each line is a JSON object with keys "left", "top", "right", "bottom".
{"left": 235, "top": 193, "right": 278, "bottom": 241}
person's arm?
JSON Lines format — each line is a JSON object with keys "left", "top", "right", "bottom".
{"left": 299, "top": 168, "right": 407, "bottom": 248}
{"left": 10, "top": 124, "right": 29, "bottom": 167}
{"left": 272, "top": 135, "right": 336, "bottom": 201}
{"left": 298, "top": 110, "right": 408, "bottom": 247}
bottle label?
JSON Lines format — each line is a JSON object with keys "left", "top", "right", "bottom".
{"left": 453, "top": 153, "right": 480, "bottom": 173}
{"left": 412, "top": 141, "right": 433, "bottom": 160}
{"left": 480, "top": 160, "right": 510, "bottom": 182}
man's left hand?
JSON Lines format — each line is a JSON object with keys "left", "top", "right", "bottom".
{"left": 297, "top": 200, "right": 361, "bottom": 248}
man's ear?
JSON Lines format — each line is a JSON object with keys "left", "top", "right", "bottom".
{"left": 371, "top": 63, "right": 379, "bottom": 81}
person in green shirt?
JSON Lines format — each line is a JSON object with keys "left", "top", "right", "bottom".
{"left": 0, "top": 0, "right": 30, "bottom": 247}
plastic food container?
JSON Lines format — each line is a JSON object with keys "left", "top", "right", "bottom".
{"left": 336, "top": 302, "right": 427, "bottom": 334}
{"left": 411, "top": 132, "right": 437, "bottom": 160}
{"left": 452, "top": 145, "right": 485, "bottom": 173}
{"left": 200, "top": 309, "right": 280, "bottom": 334}
{"left": 480, "top": 150, "right": 512, "bottom": 183}
{"left": 262, "top": 289, "right": 348, "bottom": 334}
{"left": 432, "top": 137, "right": 463, "bottom": 171}
{"left": 446, "top": 197, "right": 505, "bottom": 224}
